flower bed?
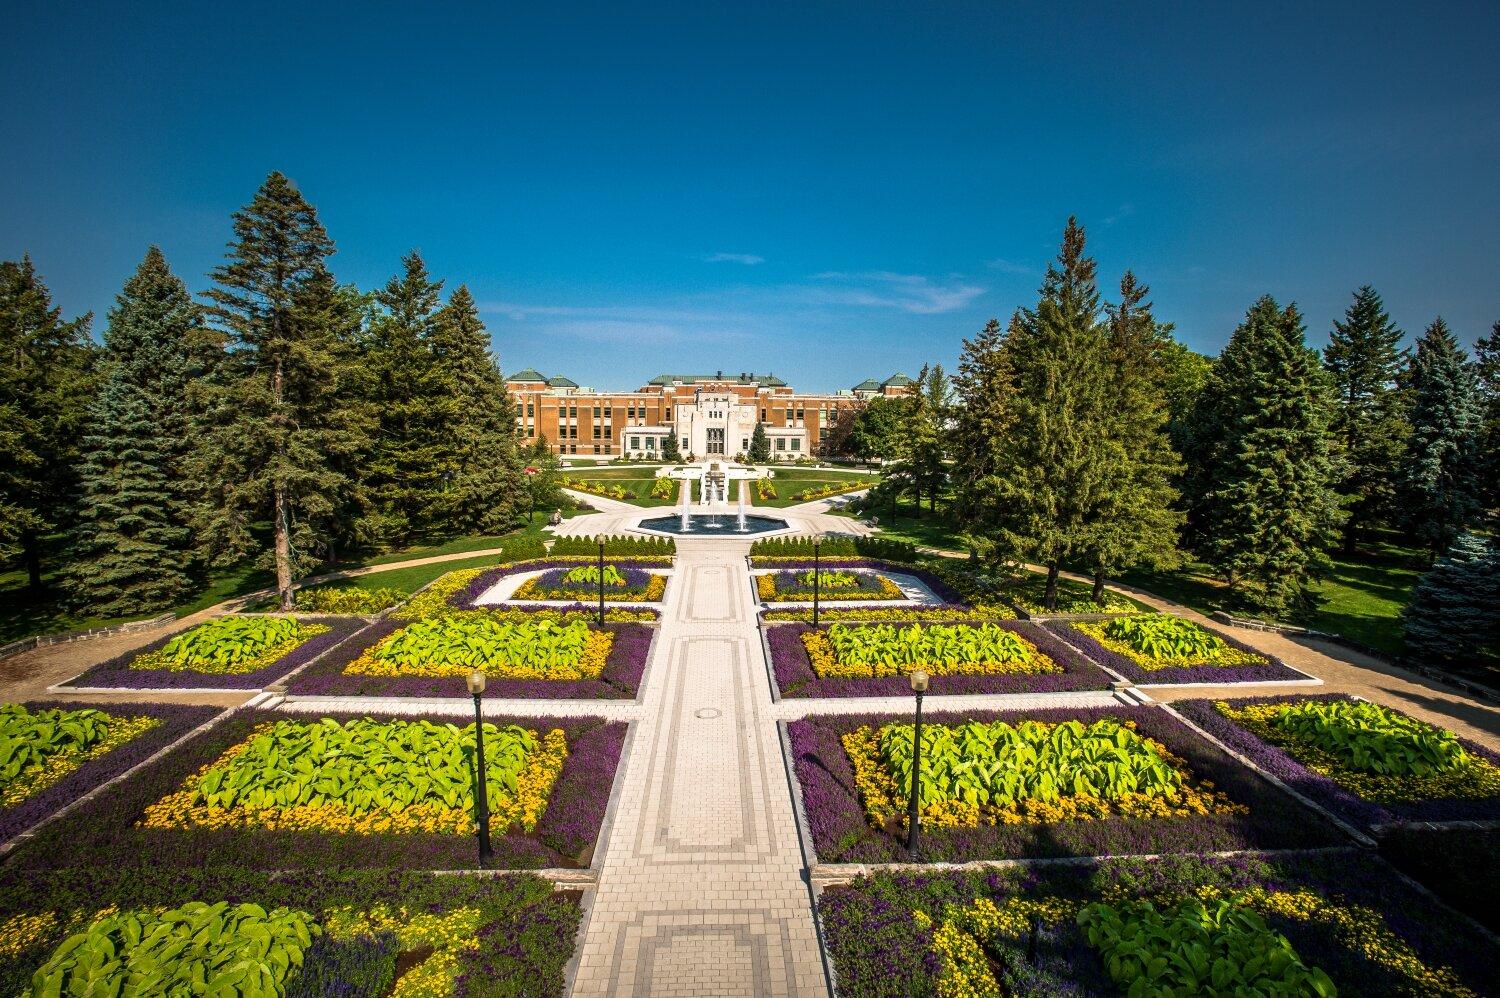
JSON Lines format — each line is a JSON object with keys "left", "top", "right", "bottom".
{"left": 756, "top": 569, "right": 905, "bottom": 602}
{"left": 59, "top": 615, "right": 365, "bottom": 690}
{"left": 0, "top": 867, "right": 580, "bottom": 997}
{"left": 348, "top": 614, "right": 613, "bottom": 680}
{"left": 443, "top": 561, "right": 668, "bottom": 617}
{"left": 1, "top": 707, "right": 626, "bottom": 871}
{"left": 788, "top": 704, "right": 1343, "bottom": 863}
{"left": 294, "top": 585, "right": 407, "bottom": 614}
{"left": 289, "top": 616, "right": 653, "bottom": 699}
{"left": 819, "top": 851, "right": 1498, "bottom": 998}
{"left": 768, "top": 622, "right": 1110, "bottom": 698}
{"left": 1048, "top": 614, "right": 1305, "bottom": 684}
{"left": 511, "top": 565, "right": 667, "bottom": 602}
{"left": 1174, "top": 694, "right": 1500, "bottom": 828}
{"left": 0, "top": 702, "right": 219, "bottom": 847}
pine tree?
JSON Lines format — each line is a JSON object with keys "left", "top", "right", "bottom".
{"left": 1078, "top": 272, "right": 1184, "bottom": 602}
{"left": 1401, "top": 532, "right": 1500, "bottom": 662}
{"left": 366, "top": 251, "right": 445, "bottom": 543}
{"left": 980, "top": 218, "right": 1115, "bottom": 609}
{"left": 426, "top": 285, "right": 526, "bottom": 532}
{"left": 1185, "top": 297, "right": 1344, "bottom": 615}
{"left": 1398, "top": 318, "right": 1483, "bottom": 559}
{"left": 661, "top": 431, "right": 682, "bottom": 463}
{"left": 1473, "top": 320, "right": 1500, "bottom": 508}
{"left": 748, "top": 422, "right": 771, "bottom": 462}
{"left": 1323, "top": 286, "right": 1409, "bottom": 553}
{"left": 62, "top": 248, "right": 212, "bottom": 613}
{"left": 0, "top": 256, "right": 96, "bottom": 589}
{"left": 951, "top": 316, "right": 1016, "bottom": 526}
{"left": 903, "top": 364, "right": 949, "bottom": 511}
{"left": 195, "top": 171, "right": 368, "bottom": 609}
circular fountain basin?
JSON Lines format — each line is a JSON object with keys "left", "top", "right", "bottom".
{"left": 637, "top": 513, "right": 790, "bottom": 536}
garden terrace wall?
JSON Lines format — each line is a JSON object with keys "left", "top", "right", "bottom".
{"left": 58, "top": 615, "right": 367, "bottom": 691}
{"left": 766, "top": 621, "right": 1112, "bottom": 698}
{"left": 453, "top": 558, "right": 671, "bottom": 611}
{"left": 818, "top": 851, "right": 1500, "bottom": 998}
{"left": 787, "top": 703, "right": 1346, "bottom": 865}
{"left": 2, "top": 707, "right": 627, "bottom": 872}
{"left": 0, "top": 868, "right": 581, "bottom": 998}
{"left": 1173, "top": 693, "right": 1500, "bottom": 828}
{"left": 0, "top": 702, "right": 220, "bottom": 848}
{"left": 286, "top": 619, "right": 654, "bottom": 699}
{"left": 1046, "top": 617, "right": 1308, "bottom": 685}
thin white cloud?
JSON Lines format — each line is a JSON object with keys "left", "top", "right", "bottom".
{"left": 985, "top": 258, "right": 1039, "bottom": 277}
{"left": 705, "top": 252, "right": 765, "bottom": 265}
{"left": 1103, "top": 203, "right": 1136, "bottom": 226}
{"left": 806, "top": 271, "right": 986, "bottom": 315}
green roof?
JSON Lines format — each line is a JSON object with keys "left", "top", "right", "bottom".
{"left": 648, "top": 372, "right": 787, "bottom": 387}
{"left": 508, "top": 368, "right": 548, "bottom": 383}
{"left": 882, "top": 372, "right": 916, "bottom": 387}
{"left": 851, "top": 378, "right": 882, "bottom": 391}
{"left": 546, "top": 375, "right": 579, "bottom": 388}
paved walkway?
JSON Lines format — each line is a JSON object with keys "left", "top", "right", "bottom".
{"left": 570, "top": 538, "right": 828, "bottom": 997}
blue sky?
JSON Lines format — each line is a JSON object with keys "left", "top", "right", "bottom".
{"left": 3, "top": 1, "right": 1497, "bottom": 392}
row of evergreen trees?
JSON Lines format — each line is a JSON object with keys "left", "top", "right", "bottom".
{"left": 1, "top": 172, "right": 545, "bottom": 615}
{"left": 945, "top": 217, "right": 1497, "bottom": 629}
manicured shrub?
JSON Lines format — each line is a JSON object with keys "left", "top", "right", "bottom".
{"left": 751, "top": 535, "right": 916, "bottom": 562}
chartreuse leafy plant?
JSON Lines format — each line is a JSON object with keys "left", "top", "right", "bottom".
{"left": 803, "top": 623, "right": 1060, "bottom": 678}
{"left": 844, "top": 718, "right": 1240, "bottom": 829}
{"left": 30, "top": 901, "right": 318, "bottom": 997}
{"left": 347, "top": 612, "right": 612, "bottom": 680}
{"left": 1074, "top": 614, "right": 1267, "bottom": 670}
{"left": 131, "top": 615, "right": 330, "bottom": 674}
{"left": 756, "top": 571, "right": 905, "bottom": 602}
{"left": 797, "top": 570, "right": 860, "bottom": 589}
{"left": 141, "top": 717, "right": 566, "bottom": 836}
{"left": 294, "top": 586, "right": 406, "bottom": 614}
{"left": 1219, "top": 698, "right": 1500, "bottom": 805}
{"left": 512, "top": 566, "right": 668, "bottom": 602}
{"left": 1078, "top": 896, "right": 1337, "bottom": 997}
{"left": 563, "top": 565, "right": 626, "bottom": 587}
{"left": 0, "top": 704, "right": 159, "bottom": 808}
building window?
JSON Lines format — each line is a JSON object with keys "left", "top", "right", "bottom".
{"left": 646, "top": 437, "right": 656, "bottom": 449}
{"left": 760, "top": 408, "right": 767, "bottom": 421}
{"left": 631, "top": 436, "right": 641, "bottom": 450}
{"left": 795, "top": 408, "right": 804, "bottom": 421}
{"left": 680, "top": 437, "right": 688, "bottom": 450}
{"left": 593, "top": 407, "right": 601, "bottom": 418}
{"left": 741, "top": 438, "right": 749, "bottom": 451}
{"left": 791, "top": 438, "right": 801, "bottom": 452}
{"left": 526, "top": 403, "right": 534, "bottom": 416}
{"left": 775, "top": 438, "right": 786, "bottom": 451}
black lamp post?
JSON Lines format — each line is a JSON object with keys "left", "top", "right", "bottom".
{"left": 905, "top": 668, "right": 930, "bottom": 857}
{"left": 812, "top": 534, "right": 821, "bottom": 629}
{"left": 525, "top": 466, "right": 539, "bottom": 523}
{"left": 597, "top": 538, "right": 606, "bottom": 627}
{"left": 467, "top": 670, "right": 494, "bottom": 867}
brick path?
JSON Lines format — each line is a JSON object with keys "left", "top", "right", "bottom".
{"left": 569, "top": 538, "right": 829, "bottom": 996}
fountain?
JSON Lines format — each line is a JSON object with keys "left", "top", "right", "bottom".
{"left": 736, "top": 478, "right": 748, "bottom": 532}
{"left": 637, "top": 459, "right": 789, "bottom": 535}
{"left": 678, "top": 478, "right": 691, "bottom": 532}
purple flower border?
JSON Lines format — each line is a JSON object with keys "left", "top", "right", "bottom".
{"left": 517, "top": 566, "right": 661, "bottom": 600}
{"left": 788, "top": 703, "right": 1347, "bottom": 864}
{"left": 286, "top": 619, "right": 655, "bottom": 700}
{"left": 767, "top": 621, "right": 1113, "bottom": 698}
{"left": 2, "top": 706, "right": 628, "bottom": 872}
{"left": 58, "top": 616, "right": 368, "bottom": 690}
{"left": 453, "top": 559, "right": 668, "bottom": 613}
{"left": 1045, "top": 618, "right": 1306, "bottom": 685}
{"left": 0, "top": 702, "right": 220, "bottom": 847}
{"left": 754, "top": 558, "right": 966, "bottom": 605}
{"left": 1174, "top": 694, "right": 1500, "bottom": 827}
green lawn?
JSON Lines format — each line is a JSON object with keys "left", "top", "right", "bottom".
{"left": 0, "top": 516, "right": 579, "bottom": 645}
{"left": 566, "top": 466, "right": 877, "bottom": 508}
{"left": 828, "top": 504, "right": 967, "bottom": 550}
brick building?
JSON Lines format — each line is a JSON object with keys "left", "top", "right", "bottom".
{"left": 505, "top": 370, "right": 915, "bottom": 459}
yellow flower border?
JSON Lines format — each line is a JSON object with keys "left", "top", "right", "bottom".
{"left": 1072, "top": 618, "right": 1267, "bottom": 671}
{"left": 129, "top": 624, "right": 331, "bottom": 675}
{"left": 0, "top": 713, "right": 161, "bottom": 809}
{"left": 757, "top": 573, "right": 906, "bottom": 602}
{"left": 800, "top": 629, "right": 1061, "bottom": 680}
{"left": 841, "top": 722, "right": 1244, "bottom": 830}
{"left": 139, "top": 724, "right": 568, "bottom": 838}
{"left": 344, "top": 620, "right": 614, "bottom": 681}
{"left": 1217, "top": 700, "right": 1500, "bottom": 805}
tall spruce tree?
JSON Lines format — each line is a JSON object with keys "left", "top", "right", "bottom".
{"left": 1185, "top": 297, "right": 1344, "bottom": 615}
{"left": 0, "top": 256, "right": 95, "bottom": 589}
{"left": 62, "top": 248, "right": 212, "bottom": 613}
{"left": 1078, "top": 272, "right": 1184, "bottom": 602}
{"left": 1323, "top": 286, "right": 1408, "bottom": 553}
{"left": 951, "top": 316, "right": 1016, "bottom": 528}
{"left": 977, "top": 218, "right": 1115, "bottom": 608}
{"left": 426, "top": 285, "right": 526, "bottom": 532}
{"left": 366, "top": 251, "right": 445, "bottom": 543}
{"left": 1398, "top": 318, "right": 1483, "bottom": 558}
{"left": 1473, "top": 320, "right": 1500, "bottom": 508}
{"left": 196, "top": 171, "right": 368, "bottom": 609}
{"left": 1400, "top": 532, "right": 1500, "bottom": 662}
{"left": 748, "top": 422, "right": 771, "bottom": 462}
{"left": 903, "top": 363, "right": 949, "bottom": 511}
{"left": 661, "top": 429, "right": 682, "bottom": 462}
